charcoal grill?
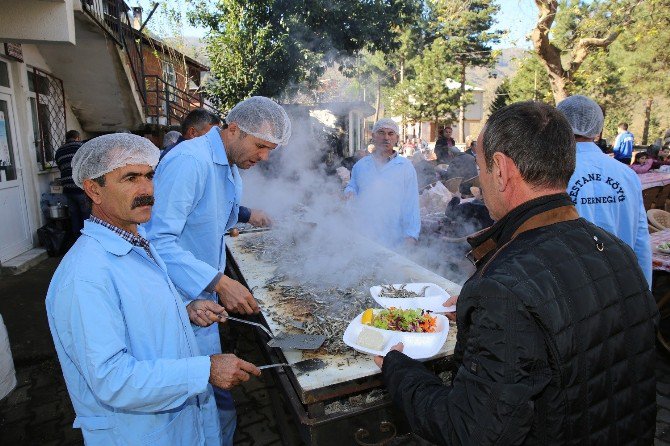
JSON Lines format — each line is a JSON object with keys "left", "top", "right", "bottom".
{"left": 225, "top": 232, "right": 461, "bottom": 445}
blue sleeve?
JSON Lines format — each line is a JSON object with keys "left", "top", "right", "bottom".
{"left": 402, "top": 163, "right": 421, "bottom": 239}
{"left": 238, "top": 206, "right": 251, "bottom": 224}
{"left": 52, "top": 280, "right": 211, "bottom": 411}
{"left": 613, "top": 135, "right": 622, "bottom": 156}
{"left": 146, "top": 154, "right": 219, "bottom": 299}
{"left": 634, "top": 187, "right": 653, "bottom": 287}
{"left": 344, "top": 162, "right": 361, "bottom": 195}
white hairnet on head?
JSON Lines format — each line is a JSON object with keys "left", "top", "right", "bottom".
{"left": 71, "top": 134, "right": 159, "bottom": 188}
{"left": 226, "top": 96, "right": 291, "bottom": 146}
{"left": 556, "top": 95, "right": 604, "bottom": 138}
{"left": 372, "top": 118, "right": 399, "bottom": 134}
{"left": 162, "top": 130, "right": 182, "bottom": 149}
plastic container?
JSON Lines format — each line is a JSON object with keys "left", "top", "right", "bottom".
{"left": 342, "top": 309, "right": 449, "bottom": 359}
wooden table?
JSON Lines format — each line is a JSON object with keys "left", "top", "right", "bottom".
{"left": 639, "top": 172, "right": 670, "bottom": 190}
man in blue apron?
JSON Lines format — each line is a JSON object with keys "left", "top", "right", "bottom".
{"left": 146, "top": 97, "right": 291, "bottom": 444}
{"left": 46, "top": 134, "right": 261, "bottom": 445}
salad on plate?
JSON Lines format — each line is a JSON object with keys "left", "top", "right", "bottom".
{"left": 363, "top": 307, "right": 437, "bottom": 333}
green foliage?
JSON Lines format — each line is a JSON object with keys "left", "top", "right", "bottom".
{"left": 188, "top": 0, "right": 421, "bottom": 109}
{"left": 489, "top": 78, "right": 510, "bottom": 113}
{"left": 388, "top": 40, "right": 461, "bottom": 123}
{"left": 386, "top": 0, "right": 501, "bottom": 124}
{"left": 572, "top": 49, "right": 628, "bottom": 113}
{"left": 430, "top": 0, "right": 501, "bottom": 67}
{"left": 507, "top": 54, "right": 554, "bottom": 104}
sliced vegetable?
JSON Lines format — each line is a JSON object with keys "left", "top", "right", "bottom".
{"left": 361, "top": 308, "right": 374, "bottom": 325}
{"left": 370, "top": 307, "right": 437, "bottom": 333}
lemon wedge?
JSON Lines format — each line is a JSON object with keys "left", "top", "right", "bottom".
{"left": 361, "top": 308, "right": 374, "bottom": 325}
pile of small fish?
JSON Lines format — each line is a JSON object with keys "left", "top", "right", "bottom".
{"left": 239, "top": 233, "right": 401, "bottom": 355}
{"left": 378, "top": 283, "right": 429, "bottom": 298}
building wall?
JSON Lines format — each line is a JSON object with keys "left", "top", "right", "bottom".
{"left": 0, "top": 0, "right": 76, "bottom": 45}
{"left": 0, "top": 44, "right": 84, "bottom": 250}
{"left": 142, "top": 44, "right": 203, "bottom": 126}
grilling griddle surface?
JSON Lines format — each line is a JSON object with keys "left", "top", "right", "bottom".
{"left": 227, "top": 232, "right": 460, "bottom": 400}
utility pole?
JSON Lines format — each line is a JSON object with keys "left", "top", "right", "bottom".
{"left": 458, "top": 61, "right": 467, "bottom": 144}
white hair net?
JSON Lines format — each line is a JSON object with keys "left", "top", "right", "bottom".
{"left": 372, "top": 118, "right": 399, "bottom": 134}
{"left": 226, "top": 96, "right": 292, "bottom": 146}
{"left": 556, "top": 95, "right": 604, "bottom": 138}
{"left": 71, "top": 134, "right": 159, "bottom": 188}
{"left": 162, "top": 131, "right": 182, "bottom": 149}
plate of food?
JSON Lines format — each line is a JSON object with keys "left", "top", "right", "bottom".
{"left": 370, "top": 283, "right": 454, "bottom": 312}
{"left": 342, "top": 308, "right": 450, "bottom": 359}
{"left": 659, "top": 242, "right": 670, "bottom": 254}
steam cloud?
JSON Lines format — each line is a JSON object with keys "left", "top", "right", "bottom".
{"left": 239, "top": 108, "right": 477, "bottom": 288}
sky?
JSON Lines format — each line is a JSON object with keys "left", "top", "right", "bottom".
{"left": 495, "top": 0, "right": 539, "bottom": 49}
{"left": 137, "top": 0, "right": 539, "bottom": 49}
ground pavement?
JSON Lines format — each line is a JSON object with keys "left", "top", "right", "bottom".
{"left": 0, "top": 257, "right": 669, "bottom": 445}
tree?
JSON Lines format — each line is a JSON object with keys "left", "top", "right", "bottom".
{"left": 388, "top": 40, "right": 461, "bottom": 131}
{"left": 489, "top": 78, "right": 511, "bottom": 113}
{"left": 531, "top": 0, "right": 643, "bottom": 103}
{"left": 506, "top": 53, "right": 554, "bottom": 104}
{"left": 430, "top": 0, "right": 501, "bottom": 142}
{"left": 616, "top": 0, "right": 670, "bottom": 143}
{"left": 188, "top": 0, "right": 419, "bottom": 109}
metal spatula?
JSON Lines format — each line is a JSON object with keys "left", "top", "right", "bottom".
{"left": 222, "top": 316, "right": 326, "bottom": 350}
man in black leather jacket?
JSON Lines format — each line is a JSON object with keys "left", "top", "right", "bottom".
{"left": 375, "top": 101, "right": 658, "bottom": 445}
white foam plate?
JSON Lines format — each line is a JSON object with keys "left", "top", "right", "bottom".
{"left": 342, "top": 309, "right": 450, "bottom": 359}
{"left": 370, "top": 283, "right": 455, "bottom": 313}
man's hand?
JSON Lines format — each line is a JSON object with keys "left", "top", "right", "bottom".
{"left": 186, "top": 299, "right": 227, "bottom": 327}
{"left": 248, "top": 209, "right": 272, "bottom": 227}
{"left": 209, "top": 354, "right": 261, "bottom": 390}
{"left": 342, "top": 191, "right": 355, "bottom": 201}
{"left": 404, "top": 237, "right": 418, "bottom": 248}
{"left": 214, "top": 275, "right": 260, "bottom": 315}
{"left": 443, "top": 294, "right": 458, "bottom": 322}
{"left": 373, "top": 342, "right": 404, "bottom": 369}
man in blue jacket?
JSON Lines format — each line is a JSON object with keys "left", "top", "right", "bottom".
{"left": 613, "top": 122, "right": 635, "bottom": 164}
{"left": 344, "top": 118, "right": 420, "bottom": 249}
{"left": 46, "top": 134, "right": 261, "bottom": 445}
{"left": 558, "top": 95, "right": 651, "bottom": 286}
{"left": 145, "top": 96, "right": 291, "bottom": 443}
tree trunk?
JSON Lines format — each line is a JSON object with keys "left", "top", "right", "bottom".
{"left": 458, "top": 61, "right": 466, "bottom": 144}
{"left": 434, "top": 116, "right": 439, "bottom": 142}
{"left": 548, "top": 72, "right": 568, "bottom": 104}
{"left": 373, "top": 80, "right": 382, "bottom": 122}
{"left": 642, "top": 97, "right": 653, "bottom": 145}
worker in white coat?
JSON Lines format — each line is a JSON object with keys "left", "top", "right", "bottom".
{"left": 145, "top": 97, "right": 292, "bottom": 442}
{"left": 46, "top": 134, "right": 261, "bottom": 445}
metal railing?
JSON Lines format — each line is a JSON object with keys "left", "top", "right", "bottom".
{"left": 80, "top": 0, "right": 220, "bottom": 126}
{"left": 144, "top": 75, "right": 221, "bottom": 126}
{"left": 81, "top": 0, "right": 145, "bottom": 101}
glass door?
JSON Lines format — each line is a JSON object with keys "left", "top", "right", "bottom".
{"left": 0, "top": 90, "right": 32, "bottom": 262}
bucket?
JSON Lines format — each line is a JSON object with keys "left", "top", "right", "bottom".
{"left": 49, "top": 205, "right": 66, "bottom": 219}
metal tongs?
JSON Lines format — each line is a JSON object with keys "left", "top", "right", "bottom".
{"left": 221, "top": 315, "right": 326, "bottom": 350}
{"left": 258, "top": 358, "right": 326, "bottom": 372}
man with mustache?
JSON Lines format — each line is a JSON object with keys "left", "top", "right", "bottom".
{"left": 145, "top": 97, "right": 291, "bottom": 443}
{"left": 344, "top": 118, "right": 420, "bottom": 249}
{"left": 46, "top": 134, "right": 261, "bottom": 445}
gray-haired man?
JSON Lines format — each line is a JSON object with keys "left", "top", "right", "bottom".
{"left": 344, "top": 118, "right": 420, "bottom": 249}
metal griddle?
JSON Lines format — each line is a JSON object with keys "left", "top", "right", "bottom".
{"left": 226, "top": 232, "right": 461, "bottom": 404}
